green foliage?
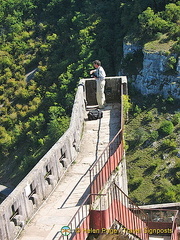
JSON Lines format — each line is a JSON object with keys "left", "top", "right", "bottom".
{"left": 150, "top": 130, "right": 159, "bottom": 141}
{"left": 126, "top": 94, "right": 179, "bottom": 204}
{"left": 167, "top": 56, "right": 177, "bottom": 70}
{"left": 29, "top": 113, "right": 45, "bottom": 130}
{"left": 169, "top": 162, "right": 180, "bottom": 185}
{"left": 129, "top": 177, "right": 143, "bottom": 191}
{"left": 0, "top": 126, "right": 12, "bottom": 150}
{"left": 136, "top": 2, "right": 180, "bottom": 52}
{"left": 159, "top": 120, "right": 174, "bottom": 135}
{"left": 166, "top": 96, "right": 175, "bottom": 104}
{"left": 171, "top": 38, "right": 180, "bottom": 53}
{"left": 138, "top": 7, "right": 169, "bottom": 39}
{"left": 153, "top": 179, "right": 179, "bottom": 203}
{"left": 123, "top": 95, "right": 132, "bottom": 121}
{"left": 47, "top": 116, "right": 70, "bottom": 142}
{"left": 133, "top": 105, "right": 142, "bottom": 116}
{"left": 163, "top": 3, "right": 180, "bottom": 23}
{"left": 161, "top": 139, "right": 177, "bottom": 150}
{"left": 145, "top": 162, "right": 158, "bottom": 174}
{"left": 143, "top": 111, "right": 154, "bottom": 122}
{"left": 134, "top": 127, "right": 149, "bottom": 145}
{"left": 172, "top": 112, "right": 180, "bottom": 125}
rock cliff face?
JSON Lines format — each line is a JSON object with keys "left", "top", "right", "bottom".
{"left": 123, "top": 42, "right": 180, "bottom": 99}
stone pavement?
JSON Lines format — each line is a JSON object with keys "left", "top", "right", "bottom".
{"left": 17, "top": 103, "right": 120, "bottom": 240}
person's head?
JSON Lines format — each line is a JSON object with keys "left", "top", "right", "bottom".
{"left": 93, "top": 60, "right": 101, "bottom": 68}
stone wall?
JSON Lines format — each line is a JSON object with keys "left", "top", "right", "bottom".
{"left": 0, "top": 79, "right": 86, "bottom": 240}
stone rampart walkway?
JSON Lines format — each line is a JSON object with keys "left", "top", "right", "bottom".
{"left": 17, "top": 103, "right": 120, "bottom": 240}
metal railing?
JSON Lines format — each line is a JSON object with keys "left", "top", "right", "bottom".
{"left": 141, "top": 208, "right": 179, "bottom": 240}
{"left": 89, "top": 79, "right": 125, "bottom": 202}
{"left": 171, "top": 210, "right": 179, "bottom": 240}
{"left": 58, "top": 183, "right": 149, "bottom": 240}
{"left": 102, "top": 183, "right": 149, "bottom": 240}
{"left": 89, "top": 129, "right": 123, "bottom": 202}
{"left": 143, "top": 208, "right": 179, "bottom": 223}
{"left": 58, "top": 194, "right": 106, "bottom": 240}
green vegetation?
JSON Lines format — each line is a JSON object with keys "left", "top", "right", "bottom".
{"left": 0, "top": 0, "right": 179, "bottom": 206}
{"left": 123, "top": 95, "right": 132, "bottom": 121}
{"left": 144, "top": 34, "right": 177, "bottom": 53}
{"left": 125, "top": 91, "right": 180, "bottom": 204}
{"left": 121, "top": 1, "right": 180, "bottom": 75}
{"left": 137, "top": 3, "right": 180, "bottom": 49}
{"left": 159, "top": 120, "right": 175, "bottom": 136}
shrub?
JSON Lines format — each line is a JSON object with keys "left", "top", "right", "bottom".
{"left": 172, "top": 112, "right": 180, "bottom": 125}
{"left": 143, "top": 111, "right": 154, "bottom": 122}
{"left": 171, "top": 39, "right": 180, "bottom": 54}
{"left": 134, "top": 128, "right": 149, "bottom": 145}
{"left": 129, "top": 177, "right": 143, "bottom": 191}
{"left": 159, "top": 120, "right": 174, "bottom": 136}
{"left": 123, "top": 95, "right": 132, "bottom": 121}
{"left": 144, "top": 162, "right": 158, "bottom": 175}
{"left": 162, "top": 139, "right": 177, "bottom": 150}
{"left": 167, "top": 56, "right": 177, "bottom": 70}
{"left": 134, "top": 105, "right": 142, "bottom": 116}
{"left": 150, "top": 130, "right": 159, "bottom": 141}
{"left": 166, "top": 96, "right": 174, "bottom": 104}
{"left": 138, "top": 7, "right": 169, "bottom": 38}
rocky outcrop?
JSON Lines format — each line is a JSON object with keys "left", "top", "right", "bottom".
{"left": 123, "top": 42, "right": 180, "bottom": 99}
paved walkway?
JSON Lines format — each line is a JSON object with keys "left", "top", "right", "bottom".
{"left": 17, "top": 103, "right": 120, "bottom": 240}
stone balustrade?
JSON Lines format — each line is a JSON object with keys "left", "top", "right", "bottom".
{"left": 0, "top": 80, "right": 86, "bottom": 240}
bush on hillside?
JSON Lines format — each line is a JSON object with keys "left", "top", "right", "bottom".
{"left": 162, "top": 139, "right": 177, "bottom": 151}
{"left": 129, "top": 177, "right": 143, "bottom": 191}
{"left": 142, "top": 111, "right": 154, "bottom": 123}
{"left": 133, "top": 105, "right": 142, "bottom": 117}
{"left": 158, "top": 120, "right": 174, "bottom": 136}
{"left": 172, "top": 112, "right": 180, "bottom": 125}
{"left": 150, "top": 130, "right": 159, "bottom": 141}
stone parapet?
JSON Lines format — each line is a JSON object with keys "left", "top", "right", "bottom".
{"left": 0, "top": 80, "right": 86, "bottom": 240}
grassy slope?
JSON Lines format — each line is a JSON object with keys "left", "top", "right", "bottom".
{"left": 144, "top": 34, "right": 177, "bottom": 53}
{"left": 125, "top": 93, "right": 180, "bottom": 205}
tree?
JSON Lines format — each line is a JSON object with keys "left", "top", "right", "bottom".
{"left": 0, "top": 51, "right": 14, "bottom": 70}
{"left": 0, "top": 126, "right": 12, "bottom": 155}
{"left": 47, "top": 116, "right": 70, "bottom": 142}
{"left": 138, "top": 7, "right": 169, "bottom": 38}
{"left": 163, "top": 3, "right": 180, "bottom": 22}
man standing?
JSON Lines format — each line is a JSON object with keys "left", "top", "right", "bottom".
{"left": 90, "top": 60, "right": 106, "bottom": 109}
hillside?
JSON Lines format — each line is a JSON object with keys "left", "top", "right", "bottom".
{"left": 125, "top": 91, "right": 180, "bottom": 204}
{"left": 144, "top": 34, "right": 177, "bottom": 53}
{"left": 0, "top": 0, "right": 179, "bottom": 204}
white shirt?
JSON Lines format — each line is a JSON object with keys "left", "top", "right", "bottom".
{"left": 95, "top": 66, "right": 106, "bottom": 80}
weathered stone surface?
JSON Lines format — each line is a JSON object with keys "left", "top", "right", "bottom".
{"left": 123, "top": 42, "right": 180, "bottom": 99}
